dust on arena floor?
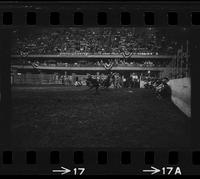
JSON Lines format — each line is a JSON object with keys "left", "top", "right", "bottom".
{"left": 11, "top": 86, "right": 190, "bottom": 148}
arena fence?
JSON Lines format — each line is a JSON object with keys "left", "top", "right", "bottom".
{"left": 168, "top": 77, "right": 191, "bottom": 117}
{"left": 11, "top": 73, "right": 87, "bottom": 86}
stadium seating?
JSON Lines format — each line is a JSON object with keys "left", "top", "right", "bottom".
{"left": 12, "top": 28, "right": 179, "bottom": 56}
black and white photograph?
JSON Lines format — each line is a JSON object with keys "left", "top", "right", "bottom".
{"left": 10, "top": 27, "right": 191, "bottom": 148}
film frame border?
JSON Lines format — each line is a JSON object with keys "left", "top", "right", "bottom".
{"left": 0, "top": 1, "right": 200, "bottom": 26}
{"left": 0, "top": 1, "right": 200, "bottom": 175}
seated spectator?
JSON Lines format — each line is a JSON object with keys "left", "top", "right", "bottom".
{"left": 11, "top": 28, "right": 179, "bottom": 56}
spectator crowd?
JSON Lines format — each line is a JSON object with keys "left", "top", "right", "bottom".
{"left": 12, "top": 28, "right": 179, "bottom": 56}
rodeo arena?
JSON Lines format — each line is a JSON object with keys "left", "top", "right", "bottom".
{"left": 11, "top": 28, "right": 191, "bottom": 148}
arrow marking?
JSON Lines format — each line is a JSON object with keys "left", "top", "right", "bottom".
{"left": 142, "top": 166, "right": 160, "bottom": 175}
{"left": 52, "top": 166, "right": 71, "bottom": 175}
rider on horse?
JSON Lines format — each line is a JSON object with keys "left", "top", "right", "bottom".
{"left": 86, "top": 74, "right": 100, "bottom": 92}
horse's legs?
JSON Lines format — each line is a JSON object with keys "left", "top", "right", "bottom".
{"left": 86, "top": 85, "right": 93, "bottom": 91}
{"left": 95, "top": 86, "right": 100, "bottom": 94}
{"left": 89, "top": 86, "right": 94, "bottom": 90}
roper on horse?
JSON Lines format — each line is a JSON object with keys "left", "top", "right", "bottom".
{"left": 86, "top": 73, "right": 113, "bottom": 92}
{"left": 86, "top": 75, "right": 100, "bottom": 92}
{"left": 100, "top": 74, "right": 112, "bottom": 89}
{"left": 85, "top": 61, "right": 115, "bottom": 92}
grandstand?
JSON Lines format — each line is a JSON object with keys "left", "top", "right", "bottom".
{"left": 11, "top": 27, "right": 190, "bottom": 86}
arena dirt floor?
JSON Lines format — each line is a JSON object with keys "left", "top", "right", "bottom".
{"left": 11, "top": 86, "right": 190, "bottom": 149}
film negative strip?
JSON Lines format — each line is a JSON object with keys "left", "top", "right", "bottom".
{"left": 0, "top": 0, "right": 200, "bottom": 175}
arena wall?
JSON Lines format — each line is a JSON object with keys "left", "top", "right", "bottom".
{"left": 168, "top": 77, "right": 191, "bottom": 118}
{"left": 12, "top": 73, "right": 87, "bottom": 85}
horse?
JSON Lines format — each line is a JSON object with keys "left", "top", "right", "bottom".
{"left": 154, "top": 79, "right": 171, "bottom": 99}
{"left": 100, "top": 75, "right": 112, "bottom": 89}
{"left": 86, "top": 76, "right": 100, "bottom": 92}
{"left": 86, "top": 74, "right": 112, "bottom": 92}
